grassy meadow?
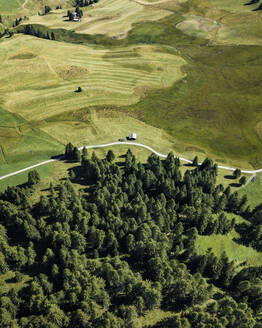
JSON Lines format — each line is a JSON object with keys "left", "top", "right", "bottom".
{"left": 24, "top": 0, "right": 171, "bottom": 39}
{"left": 239, "top": 172, "right": 262, "bottom": 210}
{"left": 0, "top": 0, "right": 24, "bottom": 14}
{"left": 195, "top": 212, "right": 262, "bottom": 267}
{"left": 0, "top": 35, "right": 185, "bottom": 122}
{"left": 0, "top": 0, "right": 262, "bottom": 207}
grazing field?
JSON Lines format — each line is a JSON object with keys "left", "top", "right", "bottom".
{"left": 0, "top": 0, "right": 24, "bottom": 14}
{"left": 0, "top": 35, "right": 185, "bottom": 122}
{"left": 239, "top": 173, "right": 262, "bottom": 209}
{"left": 25, "top": 0, "right": 171, "bottom": 39}
{"left": 0, "top": 0, "right": 71, "bottom": 16}
{"left": 1, "top": 0, "right": 262, "bottom": 206}
{"left": 0, "top": 105, "right": 63, "bottom": 175}
{"left": 195, "top": 224, "right": 262, "bottom": 267}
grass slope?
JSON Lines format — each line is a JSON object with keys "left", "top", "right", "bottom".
{"left": 195, "top": 213, "right": 262, "bottom": 266}
{"left": 0, "top": 35, "right": 185, "bottom": 122}
{"left": 0, "top": 0, "right": 24, "bottom": 14}
{"left": 24, "top": 0, "right": 171, "bottom": 39}
{"left": 1, "top": 0, "right": 262, "bottom": 207}
{"left": 0, "top": 105, "right": 63, "bottom": 174}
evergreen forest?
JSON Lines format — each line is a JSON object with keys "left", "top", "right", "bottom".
{"left": 0, "top": 148, "right": 262, "bottom": 327}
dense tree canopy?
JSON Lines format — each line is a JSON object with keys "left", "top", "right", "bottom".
{"left": 0, "top": 149, "right": 261, "bottom": 327}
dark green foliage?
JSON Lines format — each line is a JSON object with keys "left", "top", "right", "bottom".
{"left": 44, "top": 6, "right": 51, "bottom": 15}
{"left": 0, "top": 151, "right": 260, "bottom": 326}
{"left": 233, "top": 168, "right": 241, "bottom": 179}
{"left": 65, "top": 143, "right": 80, "bottom": 161}
{"left": 240, "top": 176, "right": 247, "bottom": 185}
{"left": 192, "top": 156, "right": 198, "bottom": 167}
{"left": 27, "top": 170, "right": 40, "bottom": 186}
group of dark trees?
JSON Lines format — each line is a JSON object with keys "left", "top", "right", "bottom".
{"left": 38, "top": 6, "right": 52, "bottom": 16}
{"left": 64, "top": 142, "right": 81, "bottom": 161}
{"left": 0, "top": 148, "right": 261, "bottom": 327}
{"left": 21, "top": 24, "right": 55, "bottom": 40}
{"left": 67, "top": 8, "right": 83, "bottom": 21}
{"left": 74, "top": 0, "right": 99, "bottom": 7}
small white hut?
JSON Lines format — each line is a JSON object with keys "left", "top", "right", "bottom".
{"left": 129, "top": 132, "right": 136, "bottom": 140}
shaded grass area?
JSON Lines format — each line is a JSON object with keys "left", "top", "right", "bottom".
{"left": 239, "top": 172, "right": 262, "bottom": 209}
{"left": 195, "top": 230, "right": 262, "bottom": 267}
{"left": 195, "top": 212, "right": 262, "bottom": 266}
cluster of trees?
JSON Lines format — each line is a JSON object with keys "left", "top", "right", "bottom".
{"left": 67, "top": 8, "right": 83, "bottom": 21}
{"left": 21, "top": 24, "right": 55, "bottom": 40}
{"left": 74, "top": 0, "right": 99, "bottom": 7}
{"left": 64, "top": 142, "right": 81, "bottom": 161}
{"left": 38, "top": 6, "right": 52, "bottom": 16}
{"left": 0, "top": 149, "right": 261, "bottom": 327}
{"left": 232, "top": 168, "right": 246, "bottom": 186}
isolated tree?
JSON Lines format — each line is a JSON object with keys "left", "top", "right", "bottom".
{"left": 77, "top": 86, "right": 82, "bottom": 92}
{"left": 192, "top": 156, "right": 198, "bottom": 167}
{"left": 28, "top": 170, "right": 40, "bottom": 186}
{"left": 106, "top": 150, "right": 115, "bottom": 163}
{"left": 233, "top": 168, "right": 241, "bottom": 179}
{"left": 44, "top": 6, "right": 51, "bottom": 14}
{"left": 239, "top": 176, "right": 247, "bottom": 186}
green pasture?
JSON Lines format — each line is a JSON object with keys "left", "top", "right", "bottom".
{"left": 123, "top": 19, "right": 262, "bottom": 167}
{"left": 0, "top": 0, "right": 71, "bottom": 15}
{"left": 195, "top": 211, "right": 262, "bottom": 266}
{"left": 0, "top": 105, "right": 63, "bottom": 180}
{"left": 1, "top": 0, "right": 262, "bottom": 201}
{"left": 239, "top": 173, "right": 262, "bottom": 209}
{"left": 0, "top": 35, "right": 185, "bottom": 122}
{"left": 195, "top": 221, "right": 262, "bottom": 267}
{"left": 24, "top": 0, "right": 171, "bottom": 39}
{"left": 0, "top": 0, "right": 24, "bottom": 14}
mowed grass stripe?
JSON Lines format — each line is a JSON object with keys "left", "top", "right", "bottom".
{"left": 2, "top": 36, "right": 185, "bottom": 121}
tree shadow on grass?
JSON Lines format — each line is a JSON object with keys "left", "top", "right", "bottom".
{"left": 244, "top": 0, "right": 259, "bottom": 5}
{"left": 232, "top": 222, "right": 251, "bottom": 247}
{"left": 224, "top": 174, "right": 235, "bottom": 179}
{"left": 183, "top": 162, "right": 194, "bottom": 167}
{"left": 229, "top": 182, "right": 241, "bottom": 188}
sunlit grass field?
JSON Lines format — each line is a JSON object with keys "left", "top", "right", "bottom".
{"left": 196, "top": 213, "right": 262, "bottom": 267}
{"left": 0, "top": 0, "right": 24, "bottom": 14}
{"left": 0, "top": 0, "right": 262, "bottom": 209}
{"left": 0, "top": 35, "right": 185, "bottom": 122}
{"left": 24, "top": 0, "right": 171, "bottom": 39}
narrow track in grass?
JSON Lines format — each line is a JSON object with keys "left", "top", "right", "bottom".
{"left": 1, "top": 141, "right": 262, "bottom": 181}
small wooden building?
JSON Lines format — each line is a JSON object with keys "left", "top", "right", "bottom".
{"left": 129, "top": 133, "right": 136, "bottom": 140}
